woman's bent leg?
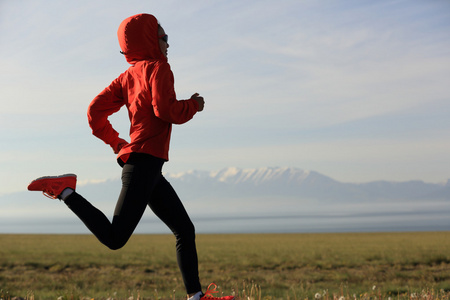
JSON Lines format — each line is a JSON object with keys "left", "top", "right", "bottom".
{"left": 65, "top": 154, "right": 164, "bottom": 250}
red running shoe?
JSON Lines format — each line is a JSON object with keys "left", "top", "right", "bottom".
{"left": 200, "top": 283, "right": 235, "bottom": 300}
{"left": 27, "top": 174, "right": 77, "bottom": 199}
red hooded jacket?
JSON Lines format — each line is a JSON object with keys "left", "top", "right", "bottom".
{"left": 87, "top": 14, "right": 199, "bottom": 163}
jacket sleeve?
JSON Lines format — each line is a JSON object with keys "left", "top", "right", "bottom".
{"left": 87, "top": 77, "right": 125, "bottom": 148}
{"left": 150, "top": 62, "right": 199, "bottom": 124}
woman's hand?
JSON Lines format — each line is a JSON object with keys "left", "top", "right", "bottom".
{"left": 191, "top": 93, "right": 204, "bottom": 112}
{"left": 111, "top": 138, "right": 128, "bottom": 154}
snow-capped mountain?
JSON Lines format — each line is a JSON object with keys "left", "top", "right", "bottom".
{"left": 168, "top": 167, "right": 313, "bottom": 185}
{"left": 164, "top": 167, "right": 449, "bottom": 202}
{"left": 209, "top": 167, "right": 311, "bottom": 185}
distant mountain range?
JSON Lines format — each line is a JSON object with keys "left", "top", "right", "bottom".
{"left": 163, "top": 167, "right": 450, "bottom": 201}
{"left": 1, "top": 167, "right": 449, "bottom": 233}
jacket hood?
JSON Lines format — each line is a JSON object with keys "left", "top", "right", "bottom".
{"left": 117, "top": 13, "right": 166, "bottom": 64}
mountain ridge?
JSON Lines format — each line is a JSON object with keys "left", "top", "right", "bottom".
{"left": 163, "top": 166, "right": 449, "bottom": 201}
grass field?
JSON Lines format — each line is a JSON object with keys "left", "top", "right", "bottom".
{"left": 1, "top": 232, "right": 450, "bottom": 300}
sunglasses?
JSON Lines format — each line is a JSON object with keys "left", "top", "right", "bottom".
{"left": 159, "top": 34, "right": 168, "bottom": 43}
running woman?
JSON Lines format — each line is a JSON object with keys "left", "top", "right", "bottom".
{"left": 28, "top": 13, "right": 234, "bottom": 300}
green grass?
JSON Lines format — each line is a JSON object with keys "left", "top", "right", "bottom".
{"left": 1, "top": 232, "right": 450, "bottom": 299}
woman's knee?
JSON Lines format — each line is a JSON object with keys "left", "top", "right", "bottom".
{"left": 175, "top": 220, "right": 196, "bottom": 242}
{"left": 104, "top": 234, "right": 129, "bottom": 250}
{"left": 107, "top": 242, "right": 126, "bottom": 250}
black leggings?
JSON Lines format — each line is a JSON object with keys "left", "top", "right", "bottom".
{"left": 64, "top": 153, "right": 201, "bottom": 294}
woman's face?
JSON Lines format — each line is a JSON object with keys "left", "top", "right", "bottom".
{"left": 158, "top": 26, "right": 169, "bottom": 58}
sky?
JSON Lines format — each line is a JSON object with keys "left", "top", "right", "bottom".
{"left": 1, "top": 0, "right": 450, "bottom": 196}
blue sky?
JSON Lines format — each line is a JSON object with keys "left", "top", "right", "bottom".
{"left": 1, "top": 0, "right": 449, "bottom": 195}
